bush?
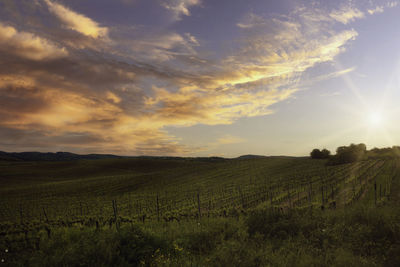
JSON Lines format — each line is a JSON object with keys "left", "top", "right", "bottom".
{"left": 246, "top": 208, "right": 300, "bottom": 239}
{"left": 328, "top": 143, "right": 366, "bottom": 165}
{"left": 182, "top": 219, "right": 240, "bottom": 254}
{"left": 26, "top": 225, "right": 170, "bottom": 266}
{"left": 116, "top": 227, "right": 170, "bottom": 265}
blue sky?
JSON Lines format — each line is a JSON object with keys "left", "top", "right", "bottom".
{"left": 0, "top": 0, "right": 399, "bottom": 156}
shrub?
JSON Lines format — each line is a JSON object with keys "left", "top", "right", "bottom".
{"left": 26, "top": 225, "right": 170, "bottom": 267}
{"left": 246, "top": 208, "right": 300, "bottom": 239}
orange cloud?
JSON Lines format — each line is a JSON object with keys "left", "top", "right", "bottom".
{"left": 44, "top": 0, "right": 108, "bottom": 38}
{"left": 145, "top": 86, "right": 296, "bottom": 126}
{"left": 106, "top": 91, "right": 122, "bottom": 104}
{"left": 0, "top": 73, "right": 192, "bottom": 155}
{"left": 0, "top": 23, "right": 68, "bottom": 60}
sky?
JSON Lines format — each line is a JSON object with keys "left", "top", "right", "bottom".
{"left": 1, "top": 0, "right": 400, "bottom": 157}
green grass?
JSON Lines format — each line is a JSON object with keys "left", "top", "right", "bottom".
{"left": 2, "top": 203, "right": 400, "bottom": 266}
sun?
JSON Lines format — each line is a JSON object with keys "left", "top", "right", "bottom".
{"left": 368, "top": 112, "right": 383, "bottom": 127}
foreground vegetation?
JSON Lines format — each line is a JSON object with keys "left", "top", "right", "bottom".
{"left": 1, "top": 154, "right": 399, "bottom": 266}
{"left": 2, "top": 197, "right": 400, "bottom": 266}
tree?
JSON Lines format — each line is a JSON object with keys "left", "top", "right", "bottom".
{"left": 321, "top": 149, "right": 331, "bottom": 158}
{"left": 329, "top": 143, "right": 366, "bottom": 164}
{"left": 310, "top": 149, "right": 322, "bottom": 159}
{"left": 310, "top": 148, "right": 331, "bottom": 159}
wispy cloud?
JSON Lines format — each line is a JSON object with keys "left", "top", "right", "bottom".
{"left": 367, "top": 1, "right": 398, "bottom": 15}
{"left": 231, "top": 8, "right": 358, "bottom": 89}
{"left": 161, "top": 0, "right": 201, "bottom": 20}
{"left": 319, "top": 91, "right": 342, "bottom": 97}
{"left": 387, "top": 1, "right": 399, "bottom": 8}
{"left": 237, "top": 13, "right": 266, "bottom": 29}
{"left": 297, "top": 4, "right": 365, "bottom": 25}
{"left": 125, "top": 31, "right": 199, "bottom": 62}
{"left": 44, "top": 0, "right": 108, "bottom": 38}
{"left": 301, "top": 67, "right": 356, "bottom": 87}
{"left": 144, "top": 86, "right": 296, "bottom": 126}
{"left": 368, "top": 6, "right": 384, "bottom": 15}
{"left": 329, "top": 6, "right": 364, "bottom": 24}
{"left": 217, "top": 135, "right": 246, "bottom": 145}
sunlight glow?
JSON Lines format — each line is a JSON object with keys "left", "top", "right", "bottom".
{"left": 368, "top": 112, "right": 382, "bottom": 127}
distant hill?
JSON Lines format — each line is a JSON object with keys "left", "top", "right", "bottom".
{"left": 237, "top": 154, "right": 267, "bottom": 159}
{"left": 0, "top": 151, "right": 123, "bottom": 161}
{"left": 0, "top": 151, "right": 231, "bottom": 162}
{"left": 0, "top": 151, "right": 292, "bottom": 162}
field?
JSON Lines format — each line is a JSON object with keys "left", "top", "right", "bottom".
{"left": 1, "top": 156, "right": 400, "bottom": 266}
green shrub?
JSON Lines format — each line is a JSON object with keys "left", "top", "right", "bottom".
{"left": 26, "top": 225, "right": 170, "bottom": 267}
{"left": 246, "top": 209, "right": 300, "bottom": 239}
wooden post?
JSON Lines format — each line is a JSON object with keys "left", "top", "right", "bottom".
{"left": 156, "top": 194, "right": 160, "bottom": 222}
{"left": 112, "top": 200, "right": 119, "bottom": 230}
{"left": 374, "top": 181, "right": 377, "bottom": 205}
{"left": 308, "top": 185, "right": 312, "bottom": 216}
{"left": 208, "top": 199, "right": 211, "bottom": 217}
{"left": 270, "top": 188, "right": 273, "bottom": 206}
{"left": 128, "top": 193, "right": 132, "bottom": 217}
{"left": 197, "top": 191, "right": 201, "bottom": 219}
{"left": 321, "top": 185, "right": 324, "bottom": 206}
{"left": 239, "top": 187, "right": 245, "bottom": 208}
{"left": 99, "top": 200, "right": 103, "bottom": 217}
{"left": 43, "top": 207, "right": 49, "bottom": 223}
{"left": 19, "top": 204, "right": 23, "bottom": 225}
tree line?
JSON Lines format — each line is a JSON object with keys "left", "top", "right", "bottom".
{"left": 311, "top": 143, "right": 400, "bottom": 164}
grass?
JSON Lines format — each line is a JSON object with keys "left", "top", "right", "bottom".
{"left": 0, "top": 156, "right": 399, "bottom": 266}
{"left": 2, "top": 203, "right": 400, "bottom": 266}
{"left": 1, "top": 156, "right": 332, "bottom": 223}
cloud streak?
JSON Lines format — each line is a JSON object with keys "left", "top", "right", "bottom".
{"left": 329, "top": 6, "right": 364, "bottom": 24}
{"left": 161, "top": 0, "right": 201, "bottom": 20}
{"left": 217, "top": 135, "right": 246, "bottom": 145}
{"left": 44, "top": 0, "right": 108, "bottom": 38}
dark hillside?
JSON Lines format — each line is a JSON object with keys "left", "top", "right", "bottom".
{"left": 0, "top": 151, "right": 122, "bottom": 161}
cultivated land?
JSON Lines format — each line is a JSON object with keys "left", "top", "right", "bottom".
{"left": 1, "top": 156, "right": 399, "bottom": 266}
